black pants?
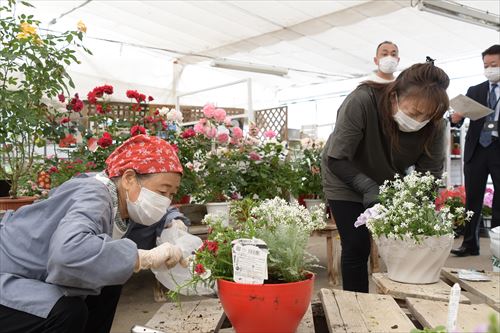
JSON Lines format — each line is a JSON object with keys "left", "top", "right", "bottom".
{"left": 0, "top": 285, "right": 122, "bottom": 333}
{"left": 329, "top": 200, "right": 371, "bottom": 293}
{"left": 463, "top": 140, "right": 500, "bottom": 252}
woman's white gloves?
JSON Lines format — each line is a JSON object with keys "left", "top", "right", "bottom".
{"left": 168, "top": 219, "right": 188, "bottom": 232}
{"left": 134, "top": 242, "right": 187, "bottom": 272}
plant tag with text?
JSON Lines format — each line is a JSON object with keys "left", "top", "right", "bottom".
{"left": 231, "top": 238, "right": 268, "bottom": 284}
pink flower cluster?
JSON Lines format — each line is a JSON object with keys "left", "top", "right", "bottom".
{"left": 193, "top": 104, "right": 244, "bottom": 145}
{"left": 483, "top": 187, "right": 494, "bottom": 208}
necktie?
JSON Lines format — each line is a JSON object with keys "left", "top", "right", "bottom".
{"left": 479, "top": 84, "right": 498, "bottom": 147}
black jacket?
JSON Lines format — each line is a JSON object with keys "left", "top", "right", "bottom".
{"left": 461, "top": 81, "right": 491, "bottom": 163}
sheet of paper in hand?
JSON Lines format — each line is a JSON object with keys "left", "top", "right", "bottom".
{"left": 450, "top": 94, "right": 494, "bottom": 121}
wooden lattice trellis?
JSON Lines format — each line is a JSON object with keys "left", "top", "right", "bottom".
{"left": 255, "top": 106, "right": 288, "bottom": 141}
{"left": 83, "top": 102, "right": 245, "bottom": 127}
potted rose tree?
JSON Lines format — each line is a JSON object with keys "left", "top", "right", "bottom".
{"left": 0, "top": 0, "right": 89, "bottom": 207}
{"left": 169, "top": 197, "right": 326, "bottom": 333}
{"left": 290, "top": 138, "right": 325, "bottom": 209}
{"left": 355, "top": 171, "right": 473, "bottom": 284}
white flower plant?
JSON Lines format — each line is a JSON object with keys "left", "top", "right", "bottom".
{"left": 355, "top": 171, "right": 473, "bottom": 243}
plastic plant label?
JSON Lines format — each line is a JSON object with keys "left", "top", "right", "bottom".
{"left": 446, "top": 283, "right": 461, "bottom": 332}
{"left": 231, "top": 238, "right": 268, "bottom": 284}
{"left": 458, "top": 269, "right": 491, "bottom": 281}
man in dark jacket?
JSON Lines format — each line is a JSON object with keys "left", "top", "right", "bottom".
{"left": 450, "top": 44, "right": 500, "bottom": 256}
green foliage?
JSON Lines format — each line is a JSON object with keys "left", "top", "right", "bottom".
{"left": 0, "top": 1, "right": 90, "bottom": 197}
{"left": 168, "top": 197, "right": 327, "bottom": 300}
{"left": 238, "top": 140, "right": 294, "bottom": 200}
{"left": 289, "top": 138, "right": 324, "bottom": 199}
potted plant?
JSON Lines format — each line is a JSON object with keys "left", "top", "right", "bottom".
{"left": 435, "top": 185, "right": 469, "bottom": 228}
{"left": 188, "top": 104, "right": 245, "bottom": 221}
{"left": 290, "top": 138, "right": 325, "bottom": 209}
{"left": 482, "top": 187, "right": 494, "bottom": 228}
{"left": 0, "top": 0, "right": 89, "bottom": 205}
{"left": 237, "top": 129, "right": 294, "bottom": 201}
{"left": 169, "top": 197, "right": 326, "bottom": 333}
{"left": 355, "top": 171, "right": 473, "bottom": 284}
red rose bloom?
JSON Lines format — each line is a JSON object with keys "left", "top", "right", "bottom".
{"left": 97, "top": 132, "right": 113, "bottom": 148}
{"left": 58, "top": 94, "right": 65, "bottom": 103}
{"left": 87, "top": 91, "right": 97, "bottom": 104}
{"left": 59, "top": 117, "right": 70, "bottom": 124}
{"left": 194, "top": 264, "right": 206, "bottom": 275}
{"left": 181, "top": 128, "right": 196, "bottom": 139}
{"left": 130, "top": 125, "right": 146, "bottom": 136}
{"left": 148, "top": 96, "right": 154, "bottom": 102}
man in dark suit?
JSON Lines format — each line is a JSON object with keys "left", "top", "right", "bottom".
{"left": 450, "top": 44, "right": 500, "bottom": 257}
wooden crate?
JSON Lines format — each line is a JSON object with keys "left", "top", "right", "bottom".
{"left": 319, "top": 288, "right": 415, "bottom": 332}
{"left": 441, "top": 267, "right": 500, "bottom": 311}
{"left": 372, "top": 273, "right": 470, "bottom": 304}
{"left": 407, "top": 297, "right": 499, "bottom": 332}
{"left": 146, "top": 298, "right": 315, "bottom": 333}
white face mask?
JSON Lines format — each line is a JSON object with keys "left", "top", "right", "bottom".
{"left": 378, "top": 56, "right": 399, "bottom": 74}
{"left": 127, "top": 186, "right": 171, "bottom": 226}
{"left": 484, "top": 66, "right": 500, "bottom": 83}
{"left": 393, "top": 97, "right": 430, "bottom": 132}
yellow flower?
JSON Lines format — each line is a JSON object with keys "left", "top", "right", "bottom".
{"left": 77, "top": 20, "right": 87, "bottom": 33}
{"left": 16, "top": 32, "right": 29, "bottom": 39}
{"left": 20, "top": 22, "right": 37, "bottom": 35}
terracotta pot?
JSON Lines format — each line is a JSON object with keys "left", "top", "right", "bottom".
{"left": 0, "top": 196, "right": 37, "bottom": 211}
{"left": 217, "top": 274, "right": 314, "bottom": 333}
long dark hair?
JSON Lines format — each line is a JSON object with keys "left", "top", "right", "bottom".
{"left": 363, "top": 63, "right": 450, "bottom": 155}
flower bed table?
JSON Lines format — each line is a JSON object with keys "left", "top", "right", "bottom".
{"left": 145, "top": 297, "right": 315, "bottom": 333}
{"left": 406, "top": 297, "right": 499, "bottom": 332}
{"left": 441, "top": 267, "right": 500, "bottom": 311}
{"left": 372, "top": 273, "right": 471, "bottom": 304}
{"left": 318, "top": 288, "right": 415, "bottom": 332}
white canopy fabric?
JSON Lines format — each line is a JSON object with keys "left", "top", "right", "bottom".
{"left": 13, "top": 0, "right": 500, "bottom": 111}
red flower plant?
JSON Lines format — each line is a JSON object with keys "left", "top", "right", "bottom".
{"left": 181, "top": 128, "right": 196, "bottom": 139}
{"left": 194, "top": 263, "right": 206, "bottom": 275}
{"left": 130, "top": 125, "right": 146, "bottom": 136}
{"left": 67, "top": 93, "right": 84, "bottom": 112}
{"left": 97, "top": 132, "right": 113, "bottom": 148}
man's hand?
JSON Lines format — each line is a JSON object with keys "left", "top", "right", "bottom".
{"left": 450, "top": 112, "right": 464, "bottom": 124}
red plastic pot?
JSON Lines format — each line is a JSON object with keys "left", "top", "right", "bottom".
{"left": 217, "top": 274, "right": 314, "bottom": 333}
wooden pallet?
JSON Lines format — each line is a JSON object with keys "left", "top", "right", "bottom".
{"left": 372, "top": 273, "right": 470, "bottom": 304}
{"left": 146, "top": 298, "right": 315, "bottom": 333}
{"left": 319, "top": 288, "right": 415, "bottom": 333}
{"left": 146, "top": 298, "right": 223, "bottom": 333}
{"left": 406, "top": 297, "right": 500, "bottom": 332}
{"left": 441, "top": 267, "right": 500, "bottom": 311}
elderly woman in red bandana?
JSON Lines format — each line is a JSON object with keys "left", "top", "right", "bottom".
{"left": 0, "top": 135, "right": 189, "bottom": 333}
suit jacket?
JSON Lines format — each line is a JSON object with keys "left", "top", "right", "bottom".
{"left": 463, "top": 80, "right": 490, "bottom": 163}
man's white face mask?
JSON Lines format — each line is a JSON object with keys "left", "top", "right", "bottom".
{"left": 127, "top": 186, "right": 171, "bottom": 225}
{"left": 378, "top": 56, "right": 399, "bottom": 74}
{"left": 393, "top": 97, "right": 430, "bottom": 132}
{"left": 484, "top": 66, "right": 500, "bottom": 83}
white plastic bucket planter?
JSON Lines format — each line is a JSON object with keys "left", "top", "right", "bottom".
{"left": 304, "top": 199, "right": 323, "bottom": 212}
{"left": 206, "top": 202, "right": 230, "bottom": 226}
{"left": 376, "top": 234, "right": 454, "bottom": 284}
